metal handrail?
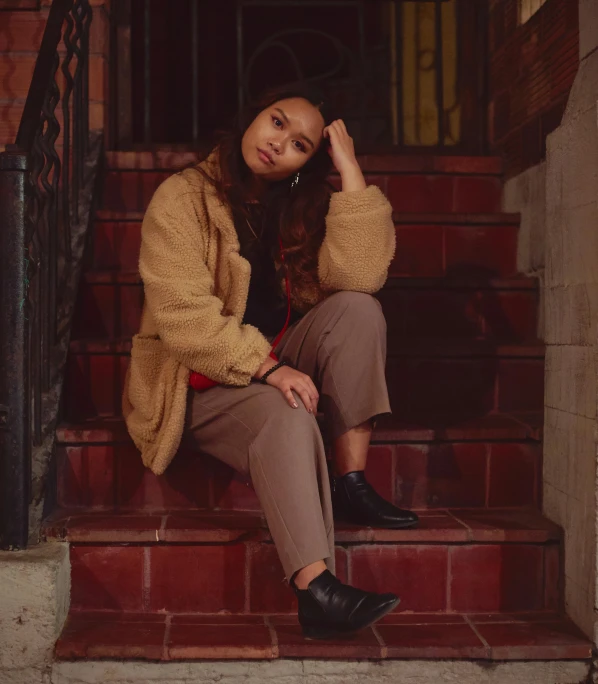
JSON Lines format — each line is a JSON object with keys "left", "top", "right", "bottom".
{"left": 0, "top": 0, "right": 95, "bottom": 550}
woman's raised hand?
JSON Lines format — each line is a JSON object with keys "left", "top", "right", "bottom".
{"left": 263, "top": 365, "right": 319, "bottom": 414}
{"left": 323, "top": 119, "right": 367, "bottom": 192}
{"left": 323, "top": 119, "right": 358, "bottom": 175}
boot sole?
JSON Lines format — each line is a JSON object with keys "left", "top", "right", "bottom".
{"left": 301, "top": 596, "right": 401, "bottom": 640}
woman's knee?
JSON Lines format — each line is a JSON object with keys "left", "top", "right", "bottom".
{"left": 251, "top": 392, "right": 322, "bottom": 464}
{"left": 327, "top": 291, "right": 385, "bottom": 329}
{"left": 253, "top": 388, "right": 320, "bottom": 438}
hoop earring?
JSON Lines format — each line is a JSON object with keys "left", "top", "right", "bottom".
{"left": 290, "top": 172, "right": 300, "bottom": 190}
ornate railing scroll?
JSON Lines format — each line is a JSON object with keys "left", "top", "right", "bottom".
{"left": 0, "top": 0, "right": 98, "bottom": 550}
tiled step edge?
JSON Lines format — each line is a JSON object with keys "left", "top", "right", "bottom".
{"left": 43, "top": 508, "right": 562, "bottom": 544}
{"left": 104, "top": 150, "right": 505, "bottom": 175}
{"left": 93, "top": 210, "right": 521, "bottom": 225}
{"left": 80, "top": 270, "right": 539, "bottom": 291}
{"left": 56, "top": 411, "right": 543, "bottom": 446}
{"left": 55, "top": 609, "right": 591, "bottom": 661}
{"left": 69, "top": 337, "right": 545, "bottom": 359}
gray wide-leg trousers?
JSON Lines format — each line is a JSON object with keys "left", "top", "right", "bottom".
{"left": 183, "top": 291, "right": 391, "bottom": 580}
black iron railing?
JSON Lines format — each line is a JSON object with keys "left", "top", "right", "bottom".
{"left": 111, "top": 0, "right": 486, "bottom": 152}
{"left": 0, "top": 0, "right": 99, "bottom": 550}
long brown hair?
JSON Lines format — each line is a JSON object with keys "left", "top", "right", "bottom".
{"left": 193, "top": 83, "right": 337, "bottom": 300}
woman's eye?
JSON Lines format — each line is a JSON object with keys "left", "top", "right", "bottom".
{"left": 272, "top": 116, "right": 305, "bottom": 151}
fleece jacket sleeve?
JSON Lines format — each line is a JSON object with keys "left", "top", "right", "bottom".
{"left": 138, "top": 173, "right": 272, "bottom": 386}
{"left": 318, "top": 184, "right": 396, "bottom": 294}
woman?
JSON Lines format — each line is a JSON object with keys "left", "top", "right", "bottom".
{"left": 123, "top": 83, "right": 419, "bottom": 640}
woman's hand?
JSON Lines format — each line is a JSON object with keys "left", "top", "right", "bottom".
{"left": 255, "top": 360, "right": 319, "bottom": 413}
{"left": 323, "top": 119, "right": 366, "bottom": 192}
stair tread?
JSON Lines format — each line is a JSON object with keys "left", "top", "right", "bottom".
{"left": 393, "top": 212, "right": 520, "bottom": 225}
{"left": 81, "top": 268, "right": 538, "bottom": 290}
{"left": 68, "top": 337, "right": 545, "bottom": 358}
{"left": 104, "top": 150, "right": 505, "bottom": 174}
{"left": 56, "top": 411, "right": 543, "bottom": 445}
{"left": 93, "top": 209, "right": 521, "bottom": 225}
{"left": 43, "top": 507, "right": 562, "bottom": 544}
{"left": 55, "top": 609, "right": 591, "bottom": 661}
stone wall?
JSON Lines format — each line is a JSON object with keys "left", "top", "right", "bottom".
{"left": 542, "top": 0, "right": 598, "bottom": 641}
{"left": 0, "top": 543, "right": 70, "bottom": 684}
{"left": 502, "top": 161, "right": 546, "bottom": 339}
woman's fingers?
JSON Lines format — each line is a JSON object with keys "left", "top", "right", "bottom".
{"left": 284, "top": 389, "right": 299, "bottom": 409}
{"left": 295, "top": 386, "right": 313, "bottom": 412}
{"left": 299, "top": 375, "right": 319, "bottom": 411}
{"left": 288, "top": 382, "right": 318, "bottom": 413}
{"left": 307, "top": 381, "right": 319, "bottom": 410}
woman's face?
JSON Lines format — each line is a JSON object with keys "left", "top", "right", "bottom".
{"left": 241, "top": 97, "right": 326, "bottom": 183}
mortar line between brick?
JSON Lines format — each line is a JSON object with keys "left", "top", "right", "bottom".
{"left": 371, "top": 625, "right": 387, "bottom": 658}
{"left": 162, "top": 614, "right": 172, "bottom": 661}
{"left": 390, "top": 445, "right": 397, "bottom": 504}
{"left": 463, "top": 614, "right": 491, "bottom": 658}
{"left": 263, "top": 615, "right": 279, "bottom": 658}
{"left": 446, "top": 546, "right": 452, "bottom": 612}
{"left": 485, "top": 443, "right": 491, "bottom": 507}
{"left": 158, "top": 515, "right": 168, "bottom": 542}
{"left": 143, "top": 546, "right": 151, "bottom": 611}
{"left": 347, "top": 545, "right": 353, "bottom": 585}
{"left": 244, "top": 544, "right": 252, "bottom": 613}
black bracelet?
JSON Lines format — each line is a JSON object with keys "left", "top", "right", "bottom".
{"left": 260, "top": 360, "right": 288, "bottom": 384}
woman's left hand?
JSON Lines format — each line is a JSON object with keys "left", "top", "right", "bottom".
{"left": 323, "top": 119, "right": 367, "bottom": 192}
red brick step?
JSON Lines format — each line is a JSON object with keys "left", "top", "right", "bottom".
{"left": 55, "top": 413, "right": 542, "bottom": 512}
{"left": 63, "top": 337, "right": 544, "bottom": 422}
{"left": 43, "top": 508, "right": 563, "bottom": 617}
{"left": 71, "top": 271, "right": 539, "bottom": 342}
{"left": 104, "top": 150, "right": 505, "bottom": 174}
{"left": 90, "top": 212, "right": 521, "bottom": 279}
{"left": 100, "top": 163, "right": 503, "bottom": 214}
{"left": 55, "top": 609, "right": 591, "bottom": 662}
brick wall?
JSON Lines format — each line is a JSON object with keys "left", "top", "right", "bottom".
{"left": 488, "top": 0, "right": 579, "bottom": 177}
{"left": 0, "top": 0, "right": 110, "bottom": 149}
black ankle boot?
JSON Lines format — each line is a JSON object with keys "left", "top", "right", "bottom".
{"left": 331, "top": 470, "right": 419, "bottom": 529}
{"left": 292, "top": 570, "right": 399, "bottom": 639}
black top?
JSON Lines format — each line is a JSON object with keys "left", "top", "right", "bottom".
{"left": 235, "top": 203, "right": 302, "bottom": 339}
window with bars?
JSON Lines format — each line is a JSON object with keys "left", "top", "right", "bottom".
{"left": 518, "top": 0, "right": 549, "bottom": 24}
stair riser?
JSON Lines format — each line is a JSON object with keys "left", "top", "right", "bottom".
{"left": 68, "top": 540, "right": 560, "bottom": 615}
{"left": 91, "top": 221, "right": 519, "bottom": 279}
{"left": 101, "top": 171, "right": 502, "bottom": 214}
{"left": 105, "top": 152, "right": 505, "bottom": 174}
{"left": 63, "top": 352, "right": 544, "bottom": 422}
{"left": 72, "top": 282, "right": 538, "bottom": 342}
{"left": 56, "top": 441, "right": 541, "bottom": 512}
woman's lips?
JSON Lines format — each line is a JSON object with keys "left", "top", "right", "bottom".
{"left": 257, "top": 148, "right": 274, "bottom": 165}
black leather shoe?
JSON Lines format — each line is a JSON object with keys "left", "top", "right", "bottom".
{"left": 331, "top": 470, "right": 419, "bottom": 529}
{"left": 292, "top": 569, "right": 399, "bottom": 639}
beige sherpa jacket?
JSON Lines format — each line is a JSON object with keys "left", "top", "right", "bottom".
{"left": 122, "top": 150, "right": 396, "bottom": 475}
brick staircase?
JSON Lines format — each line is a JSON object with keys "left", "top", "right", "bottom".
{"left": 45, "top": 150, "right": 592, "bottom": 663}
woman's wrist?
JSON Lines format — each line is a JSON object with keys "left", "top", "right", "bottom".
{"left": 340, "top": 162, "right": 367, "bottom": 192}
{"left": 254, "top": 356, "right": 279, "bottom": 380}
